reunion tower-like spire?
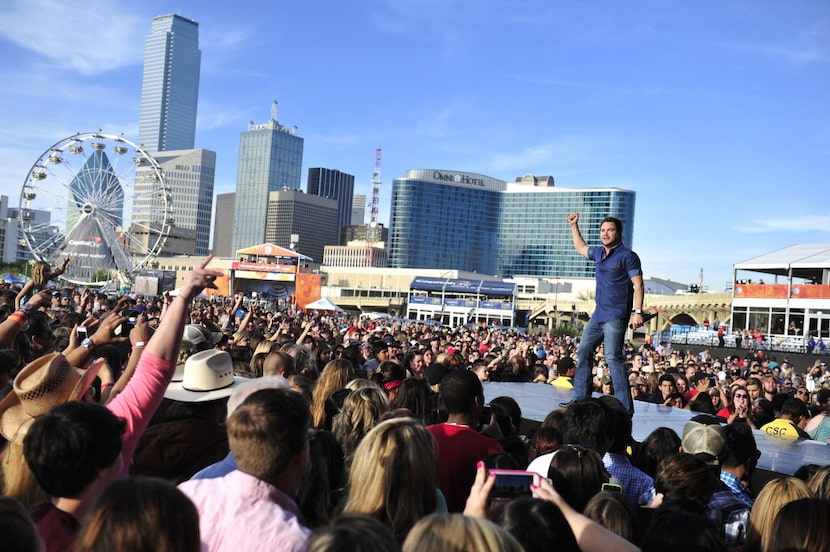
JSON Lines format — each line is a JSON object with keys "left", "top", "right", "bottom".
{"left": 370, "top": 147, "right": 382, "bottom": 224}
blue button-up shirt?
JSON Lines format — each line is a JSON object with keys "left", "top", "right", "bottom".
{"left": 589, "top": 243, "right": 642, "bottom": 323}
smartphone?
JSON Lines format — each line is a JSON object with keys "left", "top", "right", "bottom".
{"left": 478, "top": 405, "right": 492, "bottom": 428}
{"left": 115, "top": 311, "right": 138, "bottom": 336}
{"left": 77, "top": 326, "right": 88, "bottom": 340}
{"left": 489, "top": 470, "right": 542, "bottom": 500}
{"left": 601, "top": 483, "right": 623, "bottom": 493}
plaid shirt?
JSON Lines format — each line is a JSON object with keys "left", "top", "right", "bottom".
{"left": 720, "top": 470, "right": 754, "bottom": 509}
{"left": 602, "top": 452, "right": 655, "bottom": 506}
{"left": 708, "top": 484, "right": 750, "bottom": 548}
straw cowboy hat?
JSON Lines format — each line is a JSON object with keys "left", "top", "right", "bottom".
{"left": 164, "top": 349, "right": 244, "bottom": 403}
{"left": 0, "top": 353, "right": 104, "bottom": 443}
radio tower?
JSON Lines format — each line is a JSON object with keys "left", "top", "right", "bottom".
{"left": 370, "top": 147, "right": 382, "bottom": 225}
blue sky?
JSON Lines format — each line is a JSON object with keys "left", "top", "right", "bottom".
{"left": 1, "top": 0, "right": 828, "bottom": 291}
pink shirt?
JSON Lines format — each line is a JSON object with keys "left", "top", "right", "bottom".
{"left": 179, "top": 470, "right": 310, "bottom": 552}
{"left": 107, "top": 351, "right": 175, "bottom": 475}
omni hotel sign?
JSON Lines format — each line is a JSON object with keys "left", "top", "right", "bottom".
{"left": 432, "top": 171, "right": 486, "bottom": 187}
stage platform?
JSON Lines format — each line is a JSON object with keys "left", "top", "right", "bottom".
{"left": 483, "top": 382, "right": 830, "bottom": 476}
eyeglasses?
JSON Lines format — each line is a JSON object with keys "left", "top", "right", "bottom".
{"left": 795, "top": 390, "right": 809, "bottom": 396}
{"left": 734, "top": 394, "right": 748, "bottom": 399}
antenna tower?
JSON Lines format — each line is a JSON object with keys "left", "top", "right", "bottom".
{"left": 370, "top": 147, "right": 382, "bottom": 224}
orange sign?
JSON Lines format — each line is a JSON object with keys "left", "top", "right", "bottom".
{"left": 295, "top": 273, "right": 322, "bottom": 311}
{"left": 792, "top": 285, "right": 830, "bottom": 299}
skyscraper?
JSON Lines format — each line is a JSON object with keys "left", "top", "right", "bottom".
{"left": 307, "top": 168, "right": 354, "bottom": 242}
{"left": 212, "top": 192, "right": 235, "bottom": 257}
{"left": 264, "top": 190, "right": 338, "bottom": 263}
{"left": 138, "top": 14, "right": 201, "bottom": 152}
{"left": 351, "top": 194, "right": 366, "bottom": 225}
{"left": 389, "top": 170, "right": 503, "bottom": 274}
{"left": 232, "top": 104, "right": 304, "bottom": 252}
{"left": 138, "top": 149, "right": 216, "bottom": 256}
{"left": 388, "top": 169, "right": 636, "bottom": 278}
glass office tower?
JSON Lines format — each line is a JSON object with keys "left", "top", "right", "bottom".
{"left": 388, "top": 170, "right": 636, "bottom": 278}
{"left": 389, "top": 170, "right": 505, "bottom": 275}
{"left": 498, "top": 183, "right": 636, "bottom": 278}
{"left": 231, "top": 116, "right": 304, "bottom": 253}
{"left": 138, "top": 14, "right": 201, "bottom": 152}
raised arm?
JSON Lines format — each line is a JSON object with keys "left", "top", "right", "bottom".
{"left": 568, "top": 212, "right": 589, "bottom": 258}
{"left": 49, "top": 256, "right": 71, "bottom": 280}
{"left": 145, "top": 256, "right": 222, "bottom": 363}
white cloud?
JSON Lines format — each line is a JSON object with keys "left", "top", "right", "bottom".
{"left": 483, "top": 135, "right": 602, "bottom": 173}
{"left": 724, "top": 41, "right": 827, "bottom": 65}
{"left": 733, "top": 216, "right": 830, "bottom": 234}
{"left": 0, "top": 1, "right": 145, "bottom": 74}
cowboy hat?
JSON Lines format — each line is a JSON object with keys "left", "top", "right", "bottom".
{"left": 0, "top": 353, "right": 104, "bottom": 443}
{"left": 164, "top": 349, "right": 244, "bottom": 403}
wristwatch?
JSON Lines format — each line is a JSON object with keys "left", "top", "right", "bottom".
{"left": 81, "top": 337, "right": 95, "bottom": 349}
{"left": 632, "top": 309, "right": 643, "bottom": 314}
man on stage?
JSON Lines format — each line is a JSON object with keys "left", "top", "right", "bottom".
{"left": 567, "top": 212, "right": 644, "bottom": 414}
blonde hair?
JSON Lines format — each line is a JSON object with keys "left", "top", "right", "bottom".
{"left": 310, "top": 359, "right": 355, "bottom": 429}
{"left": 344, "top": 418, "right": 437, "bottom": 541}
{"left": 807, "top": 465, "right": 830, "bottom": 499}
{"left": 403, "top": 513, "right": 523, "bottom": 552}
{"left": 332, "top": 387, "right": 389, "bottom": 466}
{"left": 1, "top": 442, "right": 47, "bottom": 508}
{"left": 253, "top": 340, "right": 275, "bottom": 356}
{"left": 746, "top": 477, "right": 813, "bottom": 552}
{"left": 345, "top": 378, "right": 379, "bottom": 392}
{"left": 31, "top": 261, "right": 50, "bottom": 288}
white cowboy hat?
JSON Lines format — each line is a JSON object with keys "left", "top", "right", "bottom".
{"left": 164, "top": 349, "right": 245, "bottom": 403}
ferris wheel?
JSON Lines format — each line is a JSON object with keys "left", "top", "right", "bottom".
{"left": 18, "top": 132, "right": 174, "bottom": 285}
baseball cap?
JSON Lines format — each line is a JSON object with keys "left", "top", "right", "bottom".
{"left": 682, "top": 415, "right": 725, "bottom": 464}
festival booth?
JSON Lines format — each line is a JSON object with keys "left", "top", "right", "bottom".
{"left": 231, "top": 243, "right": 320, "bottom": 310}
{"left": 732, "top": 244, "right": 830, "bottom": 351}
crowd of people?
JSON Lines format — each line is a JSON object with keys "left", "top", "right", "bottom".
{"left": 1, "top": 255, "right": 829, "bottom": 551}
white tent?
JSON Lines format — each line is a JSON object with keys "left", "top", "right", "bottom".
{"left": 305, "top": 297, "right": 344, "bottom": 312}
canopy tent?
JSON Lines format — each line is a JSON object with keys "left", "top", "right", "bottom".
{"left": 734, "top": 244, "right": 830, "bottom": 281}
{"left": 236, "top": 243, "right": 312, "bottom": 262}
{"left": 304, "top": 297, "right": 344, "bottom": 312}
{"left": 2, "top": 273, "right": 26, "bottom": 285}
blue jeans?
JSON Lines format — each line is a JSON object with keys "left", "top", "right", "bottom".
{"left": 574, "top": 316, "right": 633, "bottom": 413}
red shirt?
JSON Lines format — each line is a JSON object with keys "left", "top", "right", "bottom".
{"left": 30, "top": 501, "right": 79, "bottom": 552}
{"left": 427, "top": 423, "right": 503, "bottom": 512}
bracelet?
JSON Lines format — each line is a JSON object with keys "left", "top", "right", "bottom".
{"left": 102, "top": 383, "right": 114, "bottom": 390}
{"left": 133, "top": 341, "right": 146, "bottom": 348}
{"left": 8, "top": 312, "right": 26, "bottom": 326}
